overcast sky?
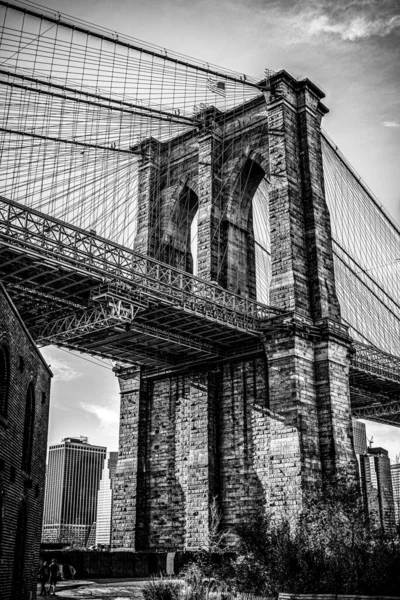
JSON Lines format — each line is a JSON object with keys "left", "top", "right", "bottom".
{"left": 34, "top": 0, "right": 400, "bottom": 459}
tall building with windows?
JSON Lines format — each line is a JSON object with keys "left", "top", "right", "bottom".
{"left": 352, "top": 419, "right": 368, "bottom": 455}
{"left": 391, "top": 462, "right": 400, "bottom": 528}
{"left": 352, "top": 419, "right": 385, "bottom": 528}
{"left": 95, "top": 451, "right": 118, "bottom": 546}
{"left": 367, "top": 447, "right": 396, "bottom": 533}
{"left": 42, "top": 436, "right": 106, "bottom": 545}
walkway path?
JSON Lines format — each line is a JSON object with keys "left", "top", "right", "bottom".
{"left": 37, "top": 578, "right": 151, "bottom": 599}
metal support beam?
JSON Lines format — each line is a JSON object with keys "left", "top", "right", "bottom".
{"left": 352, "top": 400, "right": 400, "bottom": 420}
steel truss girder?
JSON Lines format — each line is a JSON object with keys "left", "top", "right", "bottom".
{"left": 352, "top": 400, "right": 400, "bottom": 420}
{"left": 351, "top": 341, "right": 400, "bottom": 384}
{"left": 0, "top": 197, "right": 281, "bottom": 333}
{"left": 35, "top": 299, "right": 143, "bottom": 344}
{"left": 34, "top": 286, "right": 224, "bottom": 359}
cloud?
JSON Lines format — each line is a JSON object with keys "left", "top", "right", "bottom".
{"left": 383, "top": 120, "right": 400, "bottom": 128}
{"left": 48, "top": 357, "right": 82, "bottom": 382}
{"left": 287, "top": 0, "right": 400, "bottom": 42}
{"left": 309, "top": 14, "right": 400, "bottom": 40}
{"left": 81, "top": 402, "right": 119, "bottom": 434}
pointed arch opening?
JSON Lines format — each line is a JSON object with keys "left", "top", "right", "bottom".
{"left": 221, "top": 158, "right": 270, "bottom": 302}
{"left": 21, "top": 383, "right": 35, "bottom": 475}
{"left": 160, "top": 185, "right": 199, "bottom": 274}
{"left": 0, "top": 344, "right": 10, "bottom": 419}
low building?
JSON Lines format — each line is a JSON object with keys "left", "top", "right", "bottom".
{"left": 42, "top": 436, "right": 106, "bottom": 546}
{"left": 0, "top": 283, "right": 52, "bottom": 599}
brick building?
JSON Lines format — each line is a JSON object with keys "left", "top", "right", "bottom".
{"left": 0, "top": 283, "right": 52, "bottom": 599}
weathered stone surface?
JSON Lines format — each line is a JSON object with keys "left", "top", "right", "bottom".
{"left": 111, "top": 70, "right": 357, "bottom": 552}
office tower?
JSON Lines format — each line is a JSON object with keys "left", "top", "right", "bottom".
{"left": 42, "top": 437, "right": 106, "bottom": 545}
{"left": 352, "top": 420, "right": 374, "bottom": 516}
{"left": 95, "top": 451, "right": 118, "bottom": 546}
{"left": 367, "top": 447, "right": 396, "bottom": 533}
{"left": 352, "top": 419, "right": 367, "bottom": 455}
{"left": 351, "top": 420, "right": 383, "bottom": 528}
{"left": 390, "top": 462, "right": 400, "bottom": 528}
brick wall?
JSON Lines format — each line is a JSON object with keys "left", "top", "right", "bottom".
{"left": 112, "top": 357, "right": 272, "bottom": 551}
{"left": 0, "top": 284, "right": 52, "bottom": 599}
{"left": 112, "top": 71, "right": 357, "bottom": 551}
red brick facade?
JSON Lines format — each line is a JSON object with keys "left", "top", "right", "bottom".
{"left": 0, "top": 283, "right": 52, "bottom": 599}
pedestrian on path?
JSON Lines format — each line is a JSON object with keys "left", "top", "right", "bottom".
{"left": 48, "top": 558, "right": 60, "bottom": 596}
{"left": 38, "top": 561, "right": 50, "bottom": 596}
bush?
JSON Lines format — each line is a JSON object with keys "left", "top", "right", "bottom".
{"left": 228, "top": 478, "right": 400, "bottom": 596}
{"left": 186, "top": 479, "right": 400, "bottom": 596}
{"left": 142, "top": 579, "right": 182, "bottom": 600}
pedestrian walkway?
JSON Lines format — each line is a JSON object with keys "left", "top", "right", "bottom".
{"left": 37, "top": 578, "right": 168, "bottom": 599}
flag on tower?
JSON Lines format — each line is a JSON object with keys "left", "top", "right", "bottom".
{"left": 207, "top": 78, "right": 226, "bottom": 97}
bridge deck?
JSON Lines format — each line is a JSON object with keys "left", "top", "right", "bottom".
{"left": 0, "top": 196, "right": 399, "bottom": 424}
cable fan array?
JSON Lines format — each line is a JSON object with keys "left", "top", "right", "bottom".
{"left": 0, "top": 0, "right": 272, "bottom": 302}
{"left": 322, "top": 133, "right": 400, "bottom": 357}
{"left": 1, "top": 1, "right": 399, "bottom": 349}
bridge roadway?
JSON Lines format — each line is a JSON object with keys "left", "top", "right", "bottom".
{"left": 0, "top": 196, "right": 399, "bottom": 426}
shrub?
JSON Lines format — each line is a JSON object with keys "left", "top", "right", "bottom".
{"left": 187, "top": 479, "right": 400, "bottom": 596}
{"left": 142, "top": 579, "right": 182, "bottom": 600}
{"left": 228, "top": 478, "right": 400, "bottom": 596}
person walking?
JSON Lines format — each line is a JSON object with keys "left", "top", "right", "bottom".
{"left": 48, "top": 558, "right": 60, "bottom": 596}
{"left": 38, "top": 561, "right": 50, "bottom": 596}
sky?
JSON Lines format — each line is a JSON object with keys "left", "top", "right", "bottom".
{"left": 30, "top": 0, "right": 400, "bottom": 459}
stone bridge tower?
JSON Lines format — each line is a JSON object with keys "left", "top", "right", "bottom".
{"left": 111, "top": 71, "right": 356, "bottom": 552}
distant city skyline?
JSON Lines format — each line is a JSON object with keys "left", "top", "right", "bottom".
{"left": 42, "top": 345, "right": 400, "bottom": 463}
{"left": 38, "top": 0, "right": 399, "bottom": 461}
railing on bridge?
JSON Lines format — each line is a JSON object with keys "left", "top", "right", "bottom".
{"left": 0, "top": 196, "right": 283, "bottom": 334}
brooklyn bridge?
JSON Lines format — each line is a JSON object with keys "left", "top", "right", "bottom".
{"left": 0, "top": 0, "right": 399, "bottom": 551}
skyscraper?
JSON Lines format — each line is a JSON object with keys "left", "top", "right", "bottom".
{"left": 352, "top": 419, "right": 368, "bottom": 455}
{"left": 95, "top": 451, "right": 119, "bottom": 546}
{"left": 391, "top": 462, "right": 400, "bottom": 528}
{"left": 351, "top": 420, "right": 392, "bottom": 530}
{"left": 42, "top": 437, "right": 106, "bottom": 545}
{"left": 367, "top": 447, "right": 396, "bottom": 533}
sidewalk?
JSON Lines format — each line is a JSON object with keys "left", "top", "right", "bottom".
{"left": 37, "top": 578, "right": 148, "bottom": 599}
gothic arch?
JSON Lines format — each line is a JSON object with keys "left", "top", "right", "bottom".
{"left": 221, "top": 157, "right": 268, "bottom": 299}
{"left": 159, "top": 183, "right": 199, "bottom": 273}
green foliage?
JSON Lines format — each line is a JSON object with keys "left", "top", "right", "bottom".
{"left": 186, "top": 479, "right": 400, "bottom": 596}
{"left": 142, "top": 579, "right": 182, "bottom": 600}
{"left": 229, "top": 478, "right": 400, "bottom": 596}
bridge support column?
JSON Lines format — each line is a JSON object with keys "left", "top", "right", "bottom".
{"left": 112, "top": 368, "right": 147, "bottom": 551}
{"left": 182, "top": 373, "right": 218, "bottom": 550}
{"left": 314, "top": 320, "right": 356, "bottom": 478}
{"left": 263, "top": 323, "right": 322, "bottom": 515}
{"left": 267, "top": 73, "right": 313, "bottom": 315}
{"left": 197, "top": 124, "right": 224, "bottom": 282}
{"left": 134, "top": 138, "right": 161, "bottom": 257}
